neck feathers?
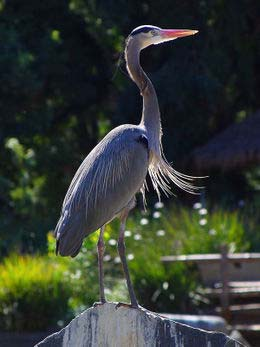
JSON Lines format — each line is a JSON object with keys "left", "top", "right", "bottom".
{"left": 124, "top": 36, "right": 200, "bottom": 199}
{"left": 125, "top": 38, "right": 162, "bottom": 157}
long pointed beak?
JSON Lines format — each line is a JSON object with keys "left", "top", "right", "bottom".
{"left": 161, "top": 29, "right": 198, "bottom": 39}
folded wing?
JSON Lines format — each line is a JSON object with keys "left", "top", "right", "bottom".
{"left": 55, "top": 125, "right": 149, "bottom": 257}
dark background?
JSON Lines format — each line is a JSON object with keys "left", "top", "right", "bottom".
{"left": 1, "top": 0, "right": 260, "bottom": 255}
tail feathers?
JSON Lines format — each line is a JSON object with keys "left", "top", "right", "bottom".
{"left": 148, "top": 150, "right": 204, "bottom": 200}
{"left": 55, "top": 209, "right": 85, "bottom": 257}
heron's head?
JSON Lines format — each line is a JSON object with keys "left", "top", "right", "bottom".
{"left": 129, "top": 25, "right": 198, "bottom": 50}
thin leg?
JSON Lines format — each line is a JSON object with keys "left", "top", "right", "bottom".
{"left": 118, "top": 211, "right": 138, "bottom": 308}
{"left": 97, "top": 225, "right": 106, "bottom": 303}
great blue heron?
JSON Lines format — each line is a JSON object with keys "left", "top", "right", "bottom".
{"left": 55, "top": 25, "right": 199, "bottom": 308}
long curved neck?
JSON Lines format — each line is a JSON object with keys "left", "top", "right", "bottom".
{"left": 125, "top": 38, "right": 162, "bottom": 156}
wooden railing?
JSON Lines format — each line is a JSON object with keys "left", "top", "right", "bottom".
{"left": 161, "top": 246, "right": 260, "bottom": 324}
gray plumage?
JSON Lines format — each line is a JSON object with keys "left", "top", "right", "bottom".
{"left": 55, "top": 125, "right": 148, "bottom": 256}
{"left": 54, "top": 25, "right": 199, "bottom": 307}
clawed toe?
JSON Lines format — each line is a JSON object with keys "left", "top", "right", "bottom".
{"left": 115, "top": 302, "right": 139, "bottom": 310}
{"left": 93, "top": 300, "right": 107, "bottom": 307}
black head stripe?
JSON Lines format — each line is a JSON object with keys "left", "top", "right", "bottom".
{"left": 131, "top": 25, "right": 160, "bottom": 36}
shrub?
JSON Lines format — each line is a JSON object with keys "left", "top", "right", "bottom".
{"left": 0, "top": 203, "right": 250, "bottom": 332}
{"left": 164, "top": 204, "right": 249, "bottom": 254}
{"left": 0, "top": 254, "right": 72, "bottom": 331}
{"left": 45, "top": 202, "right": 249, "bottom": 314}
{"left": 109, "top": 202, "right": 248, "bottom": 312}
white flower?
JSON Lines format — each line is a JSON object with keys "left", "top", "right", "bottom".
{"left": 108, "top": 239, "right": 117, "bottom": 246}
{"left": 154, "top": 201, "right": 164, "bottom": 209}
{"left": 114, "top": 256, "right": 121, "bottom": 264}
{"left": 125, "top": 230, "right": 132, "bottom": 237}
{"left": 229, "top": 242, "right": 236, "bottom": 253}
{"left": 163, "top": 282, "right": 169, "bottom": 290}
{"left": 193, "top": 202, "right": 202, "bottom": 209}
{"left": 104, "top": 255, "right": 111, "bottom": 262}
{"left": 140, "top": 218, "right": 149, "bottom": 225}
{"left": 71, "top": 270, "right": 81, "bottom": 279}
{"left": 208, "top": 229, "right": 216, "bottom": 236}
{"left": 199, "top": 208, "right": 208, "bottom": 215}
{"left": 169, "top": 294, "right": 175, "bottom": 301}
{"left": 156, "top": 229, "right": 165, "bottom": 236}
{"left": 199, "top": 218, "right": 207, "bottom": 226}
{"left": 134, "top": 234, "right": 142, "bottom": 241}
{"left": 104, "top": 288, "right": 112, "bottom": 295}
{"left": 153, "top": 211, "right": 161, "bottom": 219}
{"left": 127, "top": 254, "right": 134, "bottom": 260}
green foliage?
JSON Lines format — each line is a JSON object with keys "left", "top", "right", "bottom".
{"left": 0, "top": 254, "right": 72, "bottom": 331}
{"left": 47, "top": 231, "right": 104, "bottom": 314}
{"left": 0, "top": 138, "right": 48, "bottom": 255}
{"left": 0, "top": 0, "right": 119, "bottom": 254}
{"left": 47, "top": 230, "right": 128, "bottom": 313}
{"left": 0, "top": 1, "right": 260, "bottom": 254}
{"left": 0, "top": 1, "right": 259, "bottom": 331}
{"left": 125, "top": 203, "right": 248, "bottom": 312}
{"left": 240, "top": 200, "right": 260, "bottom": 252}
{"left": 0, "top": 203, "right": 252, "bottom": 331}
{"left": 165, "top": 205, "right": 248, "bottom": 254}
{"left": 47, "top": 202, "right": 249, "bottom": 314}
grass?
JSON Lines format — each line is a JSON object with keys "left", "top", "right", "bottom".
{"left": 0, "top": 200, "right": 255, "bottom": 330}
{"left": 0, "top": 254, "right": 72, "bottom": 331}
{"left": 48, "top": 201, "right": 249, "bottom": 313}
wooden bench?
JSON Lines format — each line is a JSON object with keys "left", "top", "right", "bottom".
{"left": 161, "top": 246, "right": 260, "bottom": 344}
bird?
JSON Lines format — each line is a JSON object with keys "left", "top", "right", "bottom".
{"left": 55, "top": 25, "right": 199, "bottom": 308}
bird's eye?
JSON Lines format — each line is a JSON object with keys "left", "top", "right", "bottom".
{"left": 150, "top": 29, "right": 157, "bottom": 36}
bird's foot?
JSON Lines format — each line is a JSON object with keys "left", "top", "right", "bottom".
{"left": 115, "top": 302, "right": 139, "bottom": 310}
{"left": 93, "top": 300, "right": 107, "bottom": 307}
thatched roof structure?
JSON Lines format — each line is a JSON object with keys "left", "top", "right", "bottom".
{"left": 192, "top": 110, "right": 260, "bottom": 171}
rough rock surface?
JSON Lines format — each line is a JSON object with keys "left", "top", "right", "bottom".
{"left": 36, "top": 302, "right": 243, "bottom": 347}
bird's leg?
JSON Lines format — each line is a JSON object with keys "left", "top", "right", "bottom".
{"left": 97, "top": 225, "right": 106, "bottom": 304}
{"left": 117, "top": 211, "right": 138, "bottom": 308}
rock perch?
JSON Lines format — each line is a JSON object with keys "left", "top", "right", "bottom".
{"left": 36, "top": 302, "right": 243, "bottom": 347}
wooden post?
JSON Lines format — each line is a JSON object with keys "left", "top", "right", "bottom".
{"left": 220, "top": 244, "right": 231, "bottom": 322}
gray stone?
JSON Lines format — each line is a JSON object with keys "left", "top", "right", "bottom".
{"left": 161, "top": 313, "right": 227, "bottom": 333}
{"left": 35, "top": 303, "right": 244, "bottom": 347}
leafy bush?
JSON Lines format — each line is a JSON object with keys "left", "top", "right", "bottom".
{"left": 46, "top": 202, "right": 249, "bottom": 314}
{"left": 47, "top": 229, "right": 129, "bottom": 315}
{"left": 0, "top": 254, "right": 72, "bottom": 331}
{"left": 0, "top": 202, "right": 248, "bottom": 331}
{"left": 124, "top": 202, "right": 249, "bottom": 312}
{"left": 1, "top": 138, "right": 51, "bottom": 256}
{"left": 1, "top": 0, "right": 260, "bottom": 255}
{"left": 165, "top": 203, "right": 249, "bottom": 254}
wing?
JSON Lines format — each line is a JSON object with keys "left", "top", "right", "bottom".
{"left": 55, "top": 125, "right": 149, "bottom": 257}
